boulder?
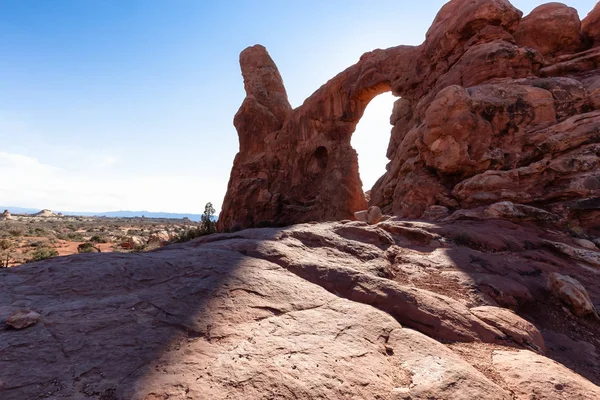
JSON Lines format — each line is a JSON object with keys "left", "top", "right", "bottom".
{"left": 547, "top": 272, "right": 599, "bottom": 318}
{"left": 127, "top": 236, "right": 145, "bottom": 250}
{"left": 354, "top": 210, "right": 367, "bottom": 222}
{"left": 573, "top": 238, "right": 598, "bottom": 250}
{"left": 6, "top": 310, "right": 40, "bottom": 330}
{"left": 366, "top": 206, "right": 383, "bottom": 225}
{"left": 148, "top": 231, "right": 170, "bottom": 246}
{"left": 514, "top": 3, "right": 583, "bottom": 57}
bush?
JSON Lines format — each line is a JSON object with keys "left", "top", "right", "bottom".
{"left": 77, "top": 242, "right": 99, "bottom": 253}
{"left": 30, "top": 247, "right": 59, "bottom": 262}
{"left": 67, "top": 232, "right": 84, "bottom": 241}
{"left": 173, "top": 228, "right": 205, "bottom": 243}
{"left": 90, "top": 235, "right": 107, "bottom": 243}
{"left": 0, "top": 239, "right": 11, "bottom": 251}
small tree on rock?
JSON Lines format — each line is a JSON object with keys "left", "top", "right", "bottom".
{"left": 201, "top": 202, "right": 216, "bottom": 234}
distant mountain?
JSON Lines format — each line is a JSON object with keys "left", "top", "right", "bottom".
{"left": 0, "top": 206, "right": 205, "bottom": 222}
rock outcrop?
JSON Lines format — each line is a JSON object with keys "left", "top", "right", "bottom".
{"left": 219, "top": 0, "right": 600, "bottom": 234}
{"left": 33, "top": 209, "right": 56, "bottom": 218}
{"left": 1, "top": 218, "right": 599, "bottom": 398}
{"left": 0, "top": 210, "right": 11, "bottom": 220}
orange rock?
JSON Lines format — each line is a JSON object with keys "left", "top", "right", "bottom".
{"left": 514, "top": 3, "right": 583, "bottom": 58}
{"left": 219, "top": 0, "right": 600, "bottom": 234}
{"left": 6, "top": 310, "right": 40, "bottom": 330}
{"left": 582, "top": 2, "right": 600, "bottom": 47}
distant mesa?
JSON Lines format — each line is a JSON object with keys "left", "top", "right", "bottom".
{"left": 33, "top": 209, "right": 56, "bottom": 218}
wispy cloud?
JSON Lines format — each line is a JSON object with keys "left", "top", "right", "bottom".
{"left": 0, "top": 151, "right": 224, "bottom": 213}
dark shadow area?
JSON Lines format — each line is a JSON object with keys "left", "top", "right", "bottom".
{"left": 0, "top": 233, "right": 278, "bottom": 399}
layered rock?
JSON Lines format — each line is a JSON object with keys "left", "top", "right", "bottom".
{"left": 219, "top": 0, "right": 600, "bottom": 233}
{"left": 2, "top": 217, "right": 599, "bottom": 398}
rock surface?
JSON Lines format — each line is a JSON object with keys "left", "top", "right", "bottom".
{"left": 1, "top": 218, "right": 599, "bottom": 399}
{"left": 470, "top": 306, "right": 545, "bottom": 353}
{"left": 218, "top": 0, "right": 600, "bottom": 235}
{"left": 547, "top": 272, "right": 599, "bottom": 318}
{"left": 492, "top": 349, "right": 600, "bottom": 399}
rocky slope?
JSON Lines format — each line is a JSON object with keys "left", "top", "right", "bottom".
{"left": 218, "top": 0, "right": 600, "bottom": 233}
{"left": 1, "top": 215, "right": 599, "bottom": 399}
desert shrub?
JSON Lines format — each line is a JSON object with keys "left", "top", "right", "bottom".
{"left": 29, "top": 247, "right": 58, "bottom": 262}
{"left": 77, "top": 242, "right": 99, "bottom": 253}
{"left": 9, "top": 229, "right": 24, "bottom": 237}
{"left": 67, "top": 232, "right": 84, "bottom": 241}
{"left": 90, "top": 235, "right": 107, "bottom": 243}
{"left": 29, "top": 240, "right": 49, "bottom": 248}
{"left": 0, "top": 239, "right": 11, "bottom": 250}
{"left": 173, "top": 228, "right": 206, "bottom": 243}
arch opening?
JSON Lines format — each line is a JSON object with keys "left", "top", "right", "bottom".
{"left": 350, "top": 92, "right": 397, "bottom": 194}
{"left": 308, "top": 146, "right": 329, "bottom": 173}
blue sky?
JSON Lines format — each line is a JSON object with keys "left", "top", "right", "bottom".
{"left": 0, "top": 1, "right": 596, "bottom": 213}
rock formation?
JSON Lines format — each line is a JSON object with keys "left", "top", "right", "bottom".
{"left": 0, "top": 210, "right": 11, "bottom": 220}
{"left": 33, "top": 209, "right": 56, "bottom": 218}
{"left": 219, "top": 0, "right": 600, "bottom": 234}
{"left": 2, "top": 1, "right": 600, "bottom": 399}
{"left": 2, "top": 217, "right": 599, "bottom": 398}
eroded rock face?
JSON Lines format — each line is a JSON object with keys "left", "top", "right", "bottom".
{"left": 219, "top": 0, "right": 600, "bottom": 233}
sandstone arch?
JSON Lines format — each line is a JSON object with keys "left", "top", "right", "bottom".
{"left": 219, "top": 0, "right": 600, "bottom": 233}
{"left": 218, "top": 43, "right": 410, "bottom": 230}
